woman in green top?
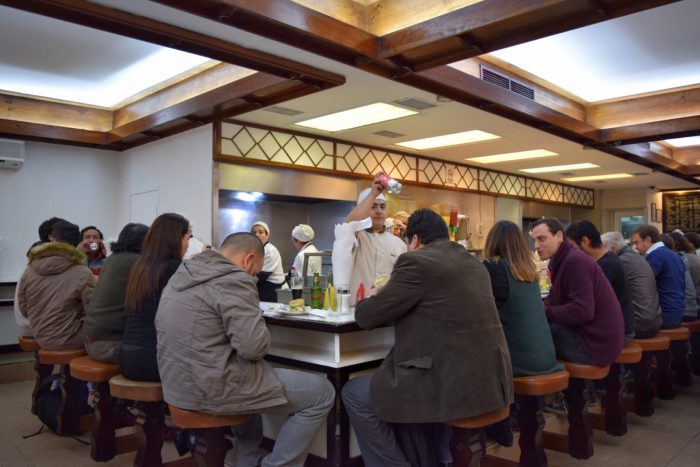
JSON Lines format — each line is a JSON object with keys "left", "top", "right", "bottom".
{"left": 83, "top": 223, "right": 148, "bottom": 363}
{"left": 482, "top": 220, "right": 562, "bottom": 445}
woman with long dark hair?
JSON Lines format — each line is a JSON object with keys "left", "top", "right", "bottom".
{"left": 84, "top": 223, "right": 148, "bottom": 363}
{"left": 119, "top": 213, "right": 190, "bottom": 381}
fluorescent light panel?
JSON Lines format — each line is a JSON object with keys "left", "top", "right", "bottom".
{"left": 466, "top": 149, "right": 557, "bottom": 164}
{"left": 562, "top": 173, "right": 633, "bottom": 182}
{"left": 294, "top": 103, "right": 417, "bottom": 132}
{"left": 665, "top": 136, "right": 700, "bottom": 148}
{"left": 395, "top": 130, "right": 500, "bottom": 150}
{"left": 520, "top": 162, "right": 599, "bottom": 174}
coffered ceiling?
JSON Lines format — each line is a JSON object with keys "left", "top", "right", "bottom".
{"left": 1, "top": 0, "right": 699, "bottom": 191}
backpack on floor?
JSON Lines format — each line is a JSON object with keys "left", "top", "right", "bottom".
{"left": 35, "top": 373, "right": 92, "bottom": 433}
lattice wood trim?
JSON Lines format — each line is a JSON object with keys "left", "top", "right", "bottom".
{"left": 217, "top": 121, "right": 594, "bottom": 208}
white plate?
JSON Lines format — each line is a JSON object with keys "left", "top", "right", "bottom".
{"left": 277, "top": 310, "right": 308, "bottom": 317}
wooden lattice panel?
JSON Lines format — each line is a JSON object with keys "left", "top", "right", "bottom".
{"left": 527, "top": 179, "right": 563, "bottom": 203}
{"left": 479, "top": 171, "right": 527, "bottom": 197}
{"left": 336, "top": 144, "right": 416, "bottom": 180}
{"left": 217, "top": 121, "right": 593, "bottom": 208}
{"left": 221, "top": 122, "right": 334, "bottom": 169}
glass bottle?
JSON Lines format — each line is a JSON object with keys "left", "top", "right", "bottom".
{"left": 310, "top": 272, "right": 323, "bottom": 309}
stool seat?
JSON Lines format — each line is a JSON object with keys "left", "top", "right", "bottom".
{"left": 38, "top": 348, "right": 87, "bottom": 365}
{"left": 18, "top": 336, "right": 40, "bottom": 352}
{"left": 513, "top": 370, "right": 569, "bottom": 395}
{"left": 558, "top": 360, "right": 609, "bottom": 380}
{"left": 683, "top": 320, "right": 700, "bottom": 333}
{"left": 632, "top": 335, "right": 670, "bottom": 351}
{"left": 169, "top": 405, "right": 249, "bottom": 429}
{"left": 70, "top": 356, "right": 120, "bottom": 382}
{"left": 109, "top": 375, "right": 163, "bottom": 402}
{"left": 659, "top": 327, "right": 690, "bottom": 341}
{"left": 616, "top": 343, "right": 643, "bottom": 364}
{"left": 447, "top": 405, "right": 510, "bottom": 429}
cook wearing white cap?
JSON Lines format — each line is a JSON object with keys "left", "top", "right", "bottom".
{"left": 291, "top": 224, "right": 322, "bottom": 279}
{"left": 251, "top": 221, "right": 287, "bottom": 302}
{"left": 344, "top": 173, "right": 407, "bottom": 304}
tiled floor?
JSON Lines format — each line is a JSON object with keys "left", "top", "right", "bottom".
{"left": 1, "top": 375, "right": 698, "bottom": 466}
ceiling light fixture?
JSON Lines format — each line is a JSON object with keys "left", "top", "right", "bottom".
{"left": 466, "top": 149, "right": 557, "bottom": 164}
{"left": 562, "top": 173, "right": 633, "bottom": 182}
{"left": 395, "top": 130, "right": 500, "bottom": 150}
{"left": 520, "top": 162, "right": 599, "bottom": 174}
{"left": 294, "top": 103, "right": 417, "bottom": 132}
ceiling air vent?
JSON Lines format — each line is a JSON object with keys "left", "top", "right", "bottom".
{"left": 263, "top": 106, "right": 304, "bottom": 116}
{"left": 631, "top": 172, "right": 650, "bottom": 176}
{"left": 374, "top": 130, "right": 405, "bottom": 138}
{"left": 481, "top": 67, "right": 535, "bottom": 100}
{"left": 393, "top": 98, "right": 437, "bottom": 110}
{"left": 559, "top": 172, "right": 576, "bottom": 177}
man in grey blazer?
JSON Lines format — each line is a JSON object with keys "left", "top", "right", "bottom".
{"left": 342, "top": 209, "right": 513, "bottom": 467}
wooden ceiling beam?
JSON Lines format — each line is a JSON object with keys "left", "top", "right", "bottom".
{"left": 0, "top": 120, "right": 108, "bottom": 146}
{"left": 0, "top": 0, "right": 344, "bottom": 89}
{"left": 599, "top": 116, "right": 700, "bottom": 145}
{"left": 588, "top": 86, "right": 700, "bottom": 129}
{"left": 0, "top": 93, "right": 112, "bottom": 132}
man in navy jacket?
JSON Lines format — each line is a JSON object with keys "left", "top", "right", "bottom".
{"left": 631, "top": 225, "right": 685, "bottom": 328}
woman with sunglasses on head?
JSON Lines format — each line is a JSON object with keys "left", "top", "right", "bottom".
{"left": 119, "top": 213, "right": 190, "bottom": 382}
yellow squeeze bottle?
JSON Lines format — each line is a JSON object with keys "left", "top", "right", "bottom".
{"left": 324, "top": 273, "right": 337, "bottom": 311}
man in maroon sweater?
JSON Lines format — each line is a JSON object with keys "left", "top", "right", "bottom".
{"left": 531, "top": 218, "right": 624, "bottom": 366}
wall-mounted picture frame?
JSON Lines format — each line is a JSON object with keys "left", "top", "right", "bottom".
{"left": 655, "top": 208, "right": 662, "bottom": 223}
{"left": 650, "top": 203, "right": 657, "bottom": 222}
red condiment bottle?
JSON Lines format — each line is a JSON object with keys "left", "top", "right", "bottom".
{"left": 356, "top": 283, "right": 365, "bottom": 303}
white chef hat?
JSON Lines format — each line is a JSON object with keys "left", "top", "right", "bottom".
{"left": 292, "top": 224, "right": 315, "bottom": 242}
{"left": 357, "top": 188, "right": 386, "bottom": 205}
{"left": 251, "top": 221, "right": 269, "bottom": 235}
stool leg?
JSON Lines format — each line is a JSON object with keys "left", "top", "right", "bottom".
{"left": 134, "top": 401, "right": 164, "bottom": 467}
{"left": 690, "top": 332, "right": 700, "bottom": 376}
{"left": 32, "top": 358, "right": 53, "bottom": 415}
{"left": 631, "top": 355, "right": 654, "bottom": 417}
{"left": 670, "top": 340, "right": 692, "bottom": 387}
{"left": 603, "top": 363, "right": 627, "bottom": 436}
{"left": 564, "top": 378, "right": 593, "bottom": 460}
{"left": 57, "top": 365, "right": 81, "bottom": 436}
{"left": 192, "top": 428, "right": 233, "bottom": 467}
{"left": 655, "top": 350, "right": 675, "bottom": 400}
{"left": 450, "top": 427, "right": 483, "bottom": 467}
{"left": 90, "top": 381, "right": 117, "bottom": 461}
{"left": 516, "top": 395, "right": 547, "bottom": 467}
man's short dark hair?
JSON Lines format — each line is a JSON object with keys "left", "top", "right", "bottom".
{"left": 633, "top": 225, "right": 661, "bottom": 243}
{"left": 81, "top": 225, "right": 104, "bottom": 240}
{"left": 532, "top": 217, "right": 565, "bottom": 236}
{"left": 220, "top": 232, "right": 265, "bottom": 257}
{"left": 51, "top": 220, "right": 80, "bottom": 247}
{"left": 685, "top": 231, "right": 700, "bottom": 249}
{"left": 111, "top": 223, "right": 149, "bottom": 254}
{"left": 38, "top": 217, "right": 65, "bottom": 242}
{"left": 406, "top": 209, "right": 449, "bottom": 245}
{"left": 565, "top": 220, "right": 602, "bottom": 248}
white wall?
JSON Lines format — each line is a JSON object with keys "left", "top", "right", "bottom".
{"left": 117, "top": 125, "right": 213, "bottom": 243}
{"left": 0, "top": 142, "right": 119, "bottom": 282}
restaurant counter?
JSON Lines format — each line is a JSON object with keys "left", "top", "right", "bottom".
{"left": 260, "top": 302, "right": 394, "bottom": 467}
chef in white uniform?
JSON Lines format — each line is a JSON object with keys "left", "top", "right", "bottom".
{"left": 291, "top": 224, "right": 321, "bottom": 282}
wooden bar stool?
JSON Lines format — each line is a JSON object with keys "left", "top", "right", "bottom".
{"left": 486, "top": 370, "right": 569, "bottom": 467}
{"left": 542, "top": 361, "right": 608, "bottom": 460}
{"left": 589, "top": 343, "right": 642, "bottom": 436}
{"left": 37, "top": 348, "right": 88, "bottom": 436}
{"left": 169, "top": 405, "right": 249, "bottom": 467}
{"left": 70, "top": 356, "right": 130, "bottom": 461}
{"left": 659, "top": 327, "right": 692, "bottom": 387}
{"left": 447, "top": 405, "right": 510, "bottom": 467}
{"left": 628, "top": 335, "right": 670, "bottom": 415}
{"left": 684, "top": 320, "right": 700, "bottom": 375}
{"left": 109, "top": 375, "right": 169, "bottom": 467}
{"left": 18, "top": 336, "right": 50, "bottom": 415}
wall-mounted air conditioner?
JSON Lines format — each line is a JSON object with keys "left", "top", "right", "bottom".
{"left": 0, "top": 138, "right": 25, "bottom": 170}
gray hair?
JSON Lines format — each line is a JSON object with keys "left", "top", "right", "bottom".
{"left": 601, "top": 231, "right": 626, "bottom": 250}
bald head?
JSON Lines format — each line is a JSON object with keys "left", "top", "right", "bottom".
{"left": 219, "top": 232, "right": 264, "bottom": 276}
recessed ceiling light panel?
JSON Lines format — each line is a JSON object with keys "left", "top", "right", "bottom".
{"left": 562, "top": 173, "right": 633, "bottom": 182}
{"left": 520, "top": 162, "right": 599, "bottom": 174}
{"left": 396, "top": 130, "right": 500, "bottom": 150}
{"left": 294, "top": 103, "right": 417, "bottom": 132}
{"left": 665, "top": 136, "right": 700, "bottom": 148}
{"left": 466, "top": 149, "right": 557, "bottom": 164}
